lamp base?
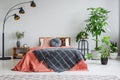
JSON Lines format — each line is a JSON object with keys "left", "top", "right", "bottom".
{"left": 0, "top": 57, "right": 11, "bottom": 60}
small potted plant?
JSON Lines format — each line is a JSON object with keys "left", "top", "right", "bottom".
{"left": 16, "top": 31, "right": 24, "bottom": 47}
{"left": 76, "top": 30, "right": 88, "bottom": 42}
{"left": 109, "top": 41, "right": 118, "bottom": 59}
{"left": 99, "top": 36, "right": 111, "bottom": 65}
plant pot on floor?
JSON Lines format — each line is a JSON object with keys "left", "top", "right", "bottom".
{"left": 101, "top": 57, "right": 108, "bottom": 65}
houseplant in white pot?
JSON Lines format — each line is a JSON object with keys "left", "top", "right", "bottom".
{"left": 16, "top": 31, "right": 24, "bottom": 47}
{"left": 85, "top": 7, "right": 110, "bottom": 59}
{"left": 109, "top": 41, "right": 118, "bottom": 59}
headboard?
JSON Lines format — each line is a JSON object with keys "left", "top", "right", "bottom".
{"left": 39, "top": 37, "right": 71, "bottom": 47}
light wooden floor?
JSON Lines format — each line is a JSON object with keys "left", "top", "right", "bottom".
{"left": 0, "top": 59, "right": 120, "bottom": 77}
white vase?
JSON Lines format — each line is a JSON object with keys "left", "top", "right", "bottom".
{"left": 110, "top": 52, "right": 118, "bottom": 59}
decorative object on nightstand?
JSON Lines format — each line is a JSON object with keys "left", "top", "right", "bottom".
{"left": 16, "top": 31, "right": 24, "bottom": 47}
{"left": 0, "top": 1, "right": 36, "bottom": 60}
{"left": 23, "top": 44, "right": 28, "bottom": 48}
{"left": 12, "top": 47, "right": 30, "bottom": 59}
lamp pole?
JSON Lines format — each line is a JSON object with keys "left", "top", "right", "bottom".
{"left": 0, "top": 1, "right": 36, "bottom": 60}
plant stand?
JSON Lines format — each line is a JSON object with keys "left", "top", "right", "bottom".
{"left": 78, "top": 39, "right": 89, "bottom": 57}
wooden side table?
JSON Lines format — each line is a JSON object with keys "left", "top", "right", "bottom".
{"left": 12, "top": 47, "right": 30, "bottom": 59}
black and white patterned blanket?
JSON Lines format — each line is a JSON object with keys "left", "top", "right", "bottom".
{"left": 33, "top": 48, "right": 83, "bottom": 72}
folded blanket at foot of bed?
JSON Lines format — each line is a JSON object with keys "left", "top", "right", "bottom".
{"left": 33, "top": 48, "right": 84, "bottom": 72}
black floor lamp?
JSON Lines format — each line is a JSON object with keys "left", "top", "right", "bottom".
{"left": 0, "top": 1, "right": 36, "bottom": 60}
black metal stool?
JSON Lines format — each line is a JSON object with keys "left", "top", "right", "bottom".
{"left": 78, "top": 39, "right": 89, "bottom": 57}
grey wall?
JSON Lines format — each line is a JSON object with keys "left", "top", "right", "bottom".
{"left": 0, "top": 0, "right": 119, "bottom": 56}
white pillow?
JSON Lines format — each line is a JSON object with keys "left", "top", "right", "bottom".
{"left": 39, "top": 38, "right": 44, "bottom": 47}
{"left": 65, "top": 38, "right": 70, "bottom": 46}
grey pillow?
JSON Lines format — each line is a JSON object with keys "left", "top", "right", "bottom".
{"left": 50, "top": 38, "right": 62, "bottom": 47}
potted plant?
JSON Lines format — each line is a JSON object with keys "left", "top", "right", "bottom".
{"left": 76, "top": 30, "right": 88, "bottom": 42}
{"left": 85, "top": 7, "right": 110, "bottom": 59}
{"left": 16, "top": 31, "right": 24, "bottom": 47}
{"left": 99, "top": 36, "right": 111, "bottom": 65}
{"left": 109, "top": 41, "right": 118, "bottom": 59}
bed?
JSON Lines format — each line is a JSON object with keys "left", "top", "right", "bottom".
{"left": 12, "top": 37, "right": 88, "bottom": 72}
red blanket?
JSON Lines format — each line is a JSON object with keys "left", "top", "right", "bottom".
{"left": 12, "top": 46, "right": 88, "bottom": 72}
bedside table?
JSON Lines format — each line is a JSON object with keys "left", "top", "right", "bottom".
{"left": 12, "top": 47, "right": 30, "bottom": 59}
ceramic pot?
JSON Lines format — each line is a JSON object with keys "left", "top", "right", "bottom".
{"left": 16, "top": 41, "right": 20, "bottom": 47}
{"left": 110, "top": 52, "right": 118, "bottom": 59}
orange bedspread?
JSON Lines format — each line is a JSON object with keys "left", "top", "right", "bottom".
{"left": 12, "top": 47, "right": 88, "bottom": 72}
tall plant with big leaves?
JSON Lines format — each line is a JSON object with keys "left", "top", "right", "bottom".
{"left": 85, "top": 7, "right": 110, "bottom": 50}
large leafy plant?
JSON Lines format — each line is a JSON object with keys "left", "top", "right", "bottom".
{"left": 85, "top": 7, "right": 110, "bottom": 50}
